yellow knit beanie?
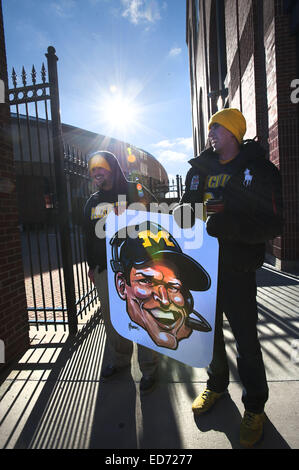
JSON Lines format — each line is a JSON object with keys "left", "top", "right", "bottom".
{"left": 208, "top": 108, "right": 247, "bottom": 144}
{"left": 88, "top": 153, "right": 111, "bottom": 174}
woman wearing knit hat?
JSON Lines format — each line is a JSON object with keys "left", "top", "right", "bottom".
{"left": 175, "top": 108, "right": 283, "bottom": 447}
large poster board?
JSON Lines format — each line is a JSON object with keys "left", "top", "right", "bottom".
{"left": 105, "top": 209, "right": 218, "bottom": 368}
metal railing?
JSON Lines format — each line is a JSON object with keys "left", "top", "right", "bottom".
{"left": 153, "top": 175, "right": 185, "bottom": 202}
{"left": 9, "top": 47, "right": 99, "bottom": 333}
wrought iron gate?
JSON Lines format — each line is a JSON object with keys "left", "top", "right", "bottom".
{"left": 8, "top": 46, "right": 99, "bottom": 333}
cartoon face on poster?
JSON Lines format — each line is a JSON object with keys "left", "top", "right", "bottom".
{"left": 105, "top": 210, "right": 218, "bottom": 368}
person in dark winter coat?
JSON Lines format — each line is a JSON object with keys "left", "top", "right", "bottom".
{"left": 174, "top": 108, "right": 283, "bottom": 447}
{"left": 83, "top": 150, "right": 159, "bottom": 393}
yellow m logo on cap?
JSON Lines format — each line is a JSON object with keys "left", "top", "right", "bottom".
{"left": 138, "top": 230, "right": 175, "bottom": 248}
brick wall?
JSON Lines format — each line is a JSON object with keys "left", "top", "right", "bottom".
{"left": 0, "top": 0, "right": 29, "bottom": 369}
{"left": 265, "top": 0, "right": 299, "bottom": 267}
{"left": 225, "top": 1, "right": 257, "bottom": 134}
{"left": 187, "top": 0, "right": 299, "bottom": 270}
{"left": 226, "top": 0, "right": 299, "bottom": 268}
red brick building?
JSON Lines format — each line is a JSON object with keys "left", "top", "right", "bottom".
{"left": 0, "top": 0, "right": 29, "bottom": 369}
{"left": 186, "top": 0, "right": 299, "bottom": 271}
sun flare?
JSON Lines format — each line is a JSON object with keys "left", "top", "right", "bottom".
{"left": 93, "top": 82, "right": 156, "bottom": 142}
{"left": 103, "top": 93, "right": 140, "bottom": 132}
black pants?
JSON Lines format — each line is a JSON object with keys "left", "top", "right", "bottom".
{"left": 207, "top": 270, "right": 268, "bottom": 413}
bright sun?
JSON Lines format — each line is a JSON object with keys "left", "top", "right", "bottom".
{"left": 106, "top": 96, "right": 137, "bottom": 129}
{"left": 94, "top": 83, "right": 147, "bottom": 140}
{"left": 103, "top": 92, "right": 140, "bottom": 133}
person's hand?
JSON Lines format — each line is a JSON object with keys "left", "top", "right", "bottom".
{"left": 88, "top": 268, "right": 95, "bottom": 284}
{"left": 205, "top": 199, "right": 224, "bottom": 216}
{"left": 206, "top": 211, "right": 240, "bottom": 240}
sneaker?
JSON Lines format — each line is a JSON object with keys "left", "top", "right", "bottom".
{"left": 192, "top": 388, "right": 224, "bottom": 415}
{"left": 240, "top": 411, "right": 265, "bottom": 448}
{"left": 140, "top": 375, "right": 157, "bottom": 394}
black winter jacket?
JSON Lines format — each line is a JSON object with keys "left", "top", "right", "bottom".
{"left": 180, "top": 140, "right": 283, "bottom": 272}
{"left": 83, "top": 152, "right": 156, "bottom": 273}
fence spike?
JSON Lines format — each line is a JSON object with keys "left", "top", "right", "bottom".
{"left": 21, "top": 66, "right": 27, "bottom": 86}
{"left": 12, "top": 67, "right": 17, "bottom": 88}
{"left": 41, "top": 63, "right": 46, "bottom": 83}
{"left": 31, "top": 65, "right": 37, "bottom": 85}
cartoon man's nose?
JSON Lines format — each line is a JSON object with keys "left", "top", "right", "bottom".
{"left": 153, "top": 285, "right": 170, "bottom": 305}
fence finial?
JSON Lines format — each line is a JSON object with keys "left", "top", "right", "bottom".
{"left": 41, "top": 63, "right": 46, "bottom": 83}
{"left": 47, "top": 46, "right": 57, "bottom": 55}
{"left": 31, "top": 65, "right": 36, "bottom": 85}
{"left": 21, "top": 66, "right": 27, "bottom": 87}
{"left": 12, "top": 67, "right": 17, "bottom": 88}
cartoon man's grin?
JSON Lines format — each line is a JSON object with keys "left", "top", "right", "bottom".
{"left": 129, "top": 296, "right": 190, "bottom": 350}
{"left": 145, "top": 307, "right": 183, "bottom": 329}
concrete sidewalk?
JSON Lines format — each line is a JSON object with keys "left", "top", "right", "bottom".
{"left": 0, "top": 264, "right": 298, "bottom": 450}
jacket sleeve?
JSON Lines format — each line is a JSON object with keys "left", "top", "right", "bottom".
{"left": 172, "top": 169, "right": 204, "bottom": 228}
{"left": 206, "top": 162, "right": 283, "bottom": 244}
{"left": 180, "top": 171, "right": 193, "bottom": 204}
{"left": 83, "top": 198, "right": 96, "bottom": 269}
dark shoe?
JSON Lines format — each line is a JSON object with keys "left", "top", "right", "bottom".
{"left": 101, "top": 363, "right": 130, "bottom": 379}
{"left": 140, "top": 375, "right": 157, "bottom": 394}
{"left": 102, "top": 363, "right": 130, "bottom": 378}
{"left": 101, "top": 365, "right": 118, "bottom": 379}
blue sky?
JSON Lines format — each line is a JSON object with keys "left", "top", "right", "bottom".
{"left": 3, "top": 0, "right": 194, "bottom": 181}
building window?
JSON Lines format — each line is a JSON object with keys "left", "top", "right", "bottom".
{"left": 216, "top": 0, "right": 227, "bottom": 95}
{"left": 195, "top": 0, "right": 200, "bottom": 35}
{"left": 140, "top": 162, "right": 148, "bottom": 176}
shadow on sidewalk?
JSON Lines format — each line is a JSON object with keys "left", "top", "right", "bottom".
{"left": 193, "top": 393, "right": 242, "bottom": 448}
{"left": 1, "top": 264, "right": 297, "bottom": 449}
{"left": 0, "top": 308, "right": 187, "bottom": 449}
{"left": 1, "top": 309, "right": 107, "bottom": 449}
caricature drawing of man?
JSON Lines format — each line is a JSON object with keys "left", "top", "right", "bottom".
{"left": 110, "top": 221, "right": 212, "bottom": 350}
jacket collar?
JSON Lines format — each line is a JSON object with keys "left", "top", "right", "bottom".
{"left": 188, "top": 139, "right": 266, "bottom": 169}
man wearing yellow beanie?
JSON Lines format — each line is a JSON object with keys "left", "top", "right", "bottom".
{"left": 176, "top": 108, "right": 283, "bottom": 447}
{"left": 208, "top": 108, "right": 247, "bottom": 145}
{"left": 83, "top": 150, "right": 159, "bottom": 393}
{"left": 88, "top": 152, "right": 113, "bottom": 191}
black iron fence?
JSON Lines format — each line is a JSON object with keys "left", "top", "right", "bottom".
{"left": 165, "top": 175, "right": 185, "bottom": 201}
{"left": 8, "top": 47, "right": 99, "bottom": 333}
{"left": 8, "top": 47, "right": 185, "bottom": 334}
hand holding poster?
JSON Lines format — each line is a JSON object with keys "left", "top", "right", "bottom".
{"left": 106, "top": 209, "right": 219, "bottom": 368}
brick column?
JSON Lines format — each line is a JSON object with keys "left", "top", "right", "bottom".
{"left": 0, "top": 0, "right": 29, "bottom": 368}
{"left": 264, "top": 0, "right": 299, "bottom": 270}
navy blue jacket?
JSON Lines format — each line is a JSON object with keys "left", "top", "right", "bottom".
{"left": 180, "top": 140, "right": 283, "bottom": 272}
